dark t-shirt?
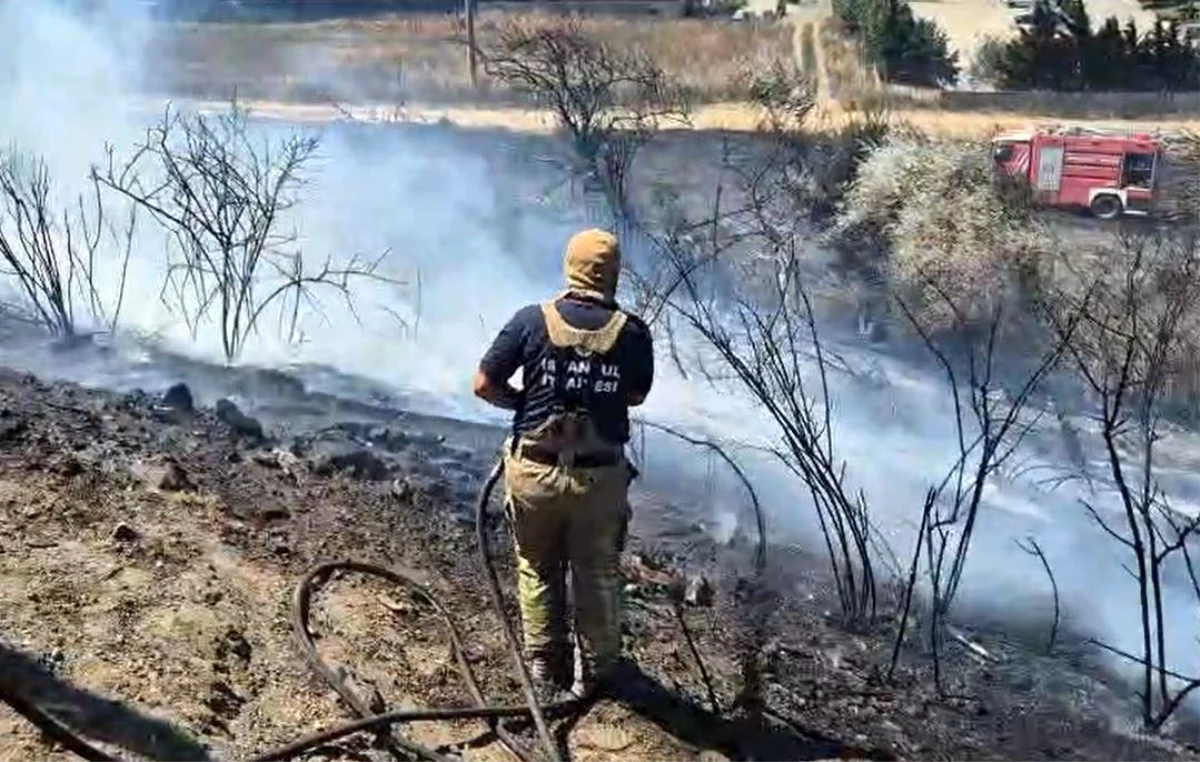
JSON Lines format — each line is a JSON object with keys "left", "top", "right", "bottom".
{"left": 479, "top": 294, "right": 654, "bottom": 445}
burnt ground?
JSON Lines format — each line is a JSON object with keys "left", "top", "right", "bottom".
{"left": 0, "top": 366, "right": 1197, "bottom": 762}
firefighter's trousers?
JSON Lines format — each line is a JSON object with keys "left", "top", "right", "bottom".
{"left": 503, "top": 443, "right": 631, "bottom": 676}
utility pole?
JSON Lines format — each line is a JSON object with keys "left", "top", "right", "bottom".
{"left": 466, "top": 0, "right": 478, "bottom": 89}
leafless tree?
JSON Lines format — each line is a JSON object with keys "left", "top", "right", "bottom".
{"left": 0, "top": 149, "right": 133, "bottom": 339}
{"left": 886, "top": 275, "right": 1086, "bottom": 690}
{"left": 613, "top": 57, "right": 891, "bottom": 632}
{"left": 93, "top": 102, "right": 393, "bottom": 364}
{"left": 634, "top": 418, "right": 766, "bottom": 714}
{"left": 1046, "top": 229, "right": 1200, "bottom": 731}
{"left": 1015, "top": 535, "right": 1059, "bottom": 655}
{"left": 617, "top": 143, "right": 883, "bottom": 720}
{"left": 657, "top": 234, "right": 879, "bottom": 630}
{"left": 478, "top": 16, "right": 689, "bottom": 232}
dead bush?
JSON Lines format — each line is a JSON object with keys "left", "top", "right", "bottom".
{"left": 0, "top": 149, "right": 133, "bottom": 339}
{"left": 94, "top": 102, "right": 393, "bottom": 364}
{"left": 1044, "top": 228, "right": 1200, "bottom": 731}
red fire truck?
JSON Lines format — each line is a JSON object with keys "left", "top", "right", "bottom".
{"left": 991, "top": 126, "right": 1164, "bottom": 220}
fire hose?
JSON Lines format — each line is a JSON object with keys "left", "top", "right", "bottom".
{"left": 0, "top": 458, "right": 580, "bottom": 762}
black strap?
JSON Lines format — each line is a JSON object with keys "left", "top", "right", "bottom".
{"left": 580, "top": 348, "right": 604, "bottom": 416}
{"left": 551, "top": 344, "right": 573, "bottom": 412}
{"left": 508, "top": 383, "right": 527, "bottom": 453}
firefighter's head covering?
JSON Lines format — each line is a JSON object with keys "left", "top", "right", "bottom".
{"left": 563, "top": 228, "right": 621, "bottom": 302}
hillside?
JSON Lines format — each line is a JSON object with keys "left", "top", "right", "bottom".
{"left": 0, "top": 361, "right": 1197, "bottom": 761}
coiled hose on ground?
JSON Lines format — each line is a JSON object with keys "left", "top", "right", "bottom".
{"left": 0, "top": 458, "right": 579, "bottom": 762}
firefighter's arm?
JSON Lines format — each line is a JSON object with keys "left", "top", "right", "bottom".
{"left": 475, "top": 307, "right": 530, "bottom": 411}
{"left": 472, "top": 367, "right": 521, "bottom": 410}
{"left": 626, "top": 315, "right": 654, "bottom": 408}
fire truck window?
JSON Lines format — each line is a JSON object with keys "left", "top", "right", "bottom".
{"left": 1124, "top": 153, "right": 1155, "bottom": 187}
{"left": 993, "top": 144, "right": 1014, "bottom": 163}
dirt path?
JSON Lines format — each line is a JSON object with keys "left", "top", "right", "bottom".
{"left": 742, "top": 0, "right": 831, "bottom": 100}
{"left": 163, "top": 96, "right": 1194, "bottom": 140}
{"left": 787, "top": 0, "right": 832, "bottom": 102}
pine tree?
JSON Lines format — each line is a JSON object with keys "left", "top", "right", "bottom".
{"left": 995, "top": 4, "right": 1200, "bottom": 90}
{"left": 998, "top": 0, "right": 1069, "bottom": 88}
{"left": 1088, "top": 17, "right": 1130, "bottom": 88}
{"left": 833, "top": 0, "right": 960, "bottom": 86}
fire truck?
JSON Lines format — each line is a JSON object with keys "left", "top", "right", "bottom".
{"left": 991, "top": 126, "right": 1165, "bottom": 220}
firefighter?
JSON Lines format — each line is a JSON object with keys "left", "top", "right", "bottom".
{"left": 472, "top": 228, "right": 654, "bottom": 700}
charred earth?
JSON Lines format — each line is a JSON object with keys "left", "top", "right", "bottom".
{"left": 0, "top": 367, "right": 1196, "bottom": 762}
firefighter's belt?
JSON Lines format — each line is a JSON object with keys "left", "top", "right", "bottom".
{"left": 519, "top": 447, "right": 620, "bottom": 469}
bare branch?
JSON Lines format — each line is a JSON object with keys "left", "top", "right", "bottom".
{"left": 1016, "top": 536, "right": 1060, "bottom": 654}
{"left": 93, "top": 101, "right": 399, "bottom": 364}
{"left": 478, "top": 16, "right": 690, "bottom": 234}
{"left": 636, "top": 419, "right": 765, "bottom": 577}
{"left": 1051, "top": 228, "right": 1200, "bottom": 731}
{"left": 0, "top": 148, "right": 132, "bottom": 339}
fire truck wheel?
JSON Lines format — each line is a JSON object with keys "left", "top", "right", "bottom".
{"left": 1089, "top": 194, "right": 1123, "bottom": 221}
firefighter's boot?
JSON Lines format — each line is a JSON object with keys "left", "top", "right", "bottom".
{"left": 526, "top": 646, "right": 571, "bottom": 705}
{"left": 570, "top": 648, "right": 621, "bottom": 701}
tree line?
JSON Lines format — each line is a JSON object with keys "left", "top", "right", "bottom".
{"left": 832, "top": 0, "right": 1200, "bottom": 91}
{"left": 978, "top": 0, "right": 1200, "bottom": 90}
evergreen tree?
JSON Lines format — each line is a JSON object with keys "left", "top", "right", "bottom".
{"left": 1087, "top": 17, "right": 1130, "bottom": 88}
{"left": 995, "top": 6, "right": 1200, "bottom": 91}
{"left": 1059, "top": 0, "right": 1092, "bottom": 88}
{"left": 833, "top": 0, "right": 960, "bottom": 86}
{"left": 1158, "top": 19, "right": 1200, "bottom": 89}
{"left": 998, "top": 0, "right": 1069, "bottom": 88}
{"left": 1118, "top": 16, "right": 1137, "bottom": 86}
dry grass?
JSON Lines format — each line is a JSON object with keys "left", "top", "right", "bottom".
{"left": 140, "top": 9, "right": 1200, "bottom": 135}
{"left": 869, "top": 109, "right": 1200, "bottom": 138}
{"left": 144, "top": 11, "right": 794, "bottom": 105}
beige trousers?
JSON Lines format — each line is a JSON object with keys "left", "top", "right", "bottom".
{"left": 503, "top": 441, "right": 630, "bottom": 672}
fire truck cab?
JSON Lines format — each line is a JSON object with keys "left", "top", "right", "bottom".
{"left": 991, "top": 127, "right": 1163, "bottom": 220}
